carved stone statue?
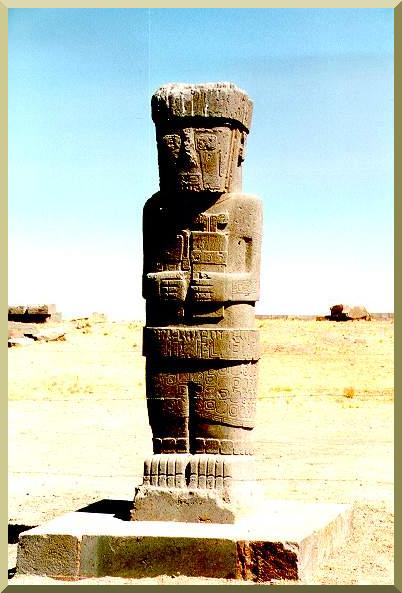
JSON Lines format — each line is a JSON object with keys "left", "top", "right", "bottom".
{"left": 132, "top": 82, "right": 263, "bottom": 522}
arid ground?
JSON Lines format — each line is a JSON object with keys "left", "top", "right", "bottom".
{"left": 8, "top": 317, "right": 394, "bottom": 585}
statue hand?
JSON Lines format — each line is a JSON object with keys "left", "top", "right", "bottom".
{"left": 190, "top": 272, "right": 226, "bottom": 303}
{"left": 146, "top": 271, "right": 187, "bottom": 302}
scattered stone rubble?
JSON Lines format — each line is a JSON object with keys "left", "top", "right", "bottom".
{"left": 8, "top": 304, "right": 65, "bottom": 347}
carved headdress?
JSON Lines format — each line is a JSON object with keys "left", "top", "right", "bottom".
{"left": 151, "top": 82, "right": 253, "bottom": 132}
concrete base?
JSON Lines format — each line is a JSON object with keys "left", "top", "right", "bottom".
{"left": 16, "top": 499, "right": 353, "bottom": 583}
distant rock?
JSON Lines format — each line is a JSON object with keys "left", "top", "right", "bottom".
{"left": 328, "top": 304, "right": 371, "bottom": 321}
{"left": 25, "top": 327, "right": 66, "bottom": 342}
{"left": 8, "top": 304, "right": 60, "bottom": 323}
{"left": 343, "top": 305, "right": 371, "bottom": 320}
{"left": 8, "top": 321, "right": 67, "bottom": 345}
{"left": 329, "top": 304, "right": 344, "bottom": 319}
{"left": 8, "top": 305, "right": 26, "bottom": 316}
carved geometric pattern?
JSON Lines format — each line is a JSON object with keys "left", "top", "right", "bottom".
{"left": 194, "top": 438, "right": 254, "bottom": 455}
{"left": 143, "top": 327, "right": 260, "bottom": 361}
{"left": 142, "top": 454, "right": 251, "bottom": 489}
{"left": 147, "top": 362, "right": 257, "bottom": 428}
{"left": 143, "top": 454, "right": 189, "bottom": 487}
{"left": 153, "top": 437, "right": 189, "bottom": 454}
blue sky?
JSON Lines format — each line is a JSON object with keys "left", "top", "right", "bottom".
{"left": 8, "top": 8, "right": 393, "bottom": 319}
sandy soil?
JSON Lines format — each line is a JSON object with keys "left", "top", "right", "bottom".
{"left": 8, "top": 318, "right": 394, "bottom": 585}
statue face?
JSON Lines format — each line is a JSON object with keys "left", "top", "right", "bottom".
{"left": 156, "top": 125, "right": 246, "bottom": 193}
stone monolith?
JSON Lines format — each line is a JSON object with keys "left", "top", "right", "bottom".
{"left": 14, "top": 83, "right": 353, "bottom": 583}
{"left": 132, "top": 82, "right": 263, "bottom": 522}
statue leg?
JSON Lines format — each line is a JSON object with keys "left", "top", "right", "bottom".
{"left": 146, "top": 360, "right": 190, "bottom": 454}
{"left": 190, "top": 363, "right": 256, "bottom": 456}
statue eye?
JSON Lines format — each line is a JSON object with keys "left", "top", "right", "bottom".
{"left": 163, "top": 135, "right": 181, "bottom": 151}
{"left": 196, "top": 133, "right": 217, "bottom": 151}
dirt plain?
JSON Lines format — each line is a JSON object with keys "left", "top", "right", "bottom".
{"left": 8, "top": 317, "right": 394, "bottom": 585}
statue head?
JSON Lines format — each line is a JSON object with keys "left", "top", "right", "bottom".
{"left": 151, "top": 82, "right": 253, "bottom": 194}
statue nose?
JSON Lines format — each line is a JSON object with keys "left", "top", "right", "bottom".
{"left": 180, "top": 131, "right": 198, "bottom": 167}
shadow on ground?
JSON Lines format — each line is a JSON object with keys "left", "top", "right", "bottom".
{"left": 8, "top": 524, "right": 39, "bottom": 581}
{"left": 8, "top": 524, "right": 37, "bottom": 544}
{"left": 77, "top": 498, "right": 132, "bottom": 521}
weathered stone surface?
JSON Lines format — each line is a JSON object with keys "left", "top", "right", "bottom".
{"left": 143, "top": 327, "right": 260, "bottom": 360}
{"left": 27, "top": 304, "right": 56, "bottom": 316}
{"left": 132, "top": 487, "right": 238, "bottom": 524}
{"left": 140, "top": 454, "right": 255, "bottom": 487}
{"left": 80, "top": 533, "right": 237, "bottom": 579}
{"left": 132, "top": 454, "right": 262, "bottom": 523}
{"left": 329, "top": 304, "right": 371, "bottom": 321}
{"left": 8, "top": 305, "right": 26, "bottom": 316}
{"left": 15, "top": 501, "right": 353, "bottom": 582}
{"left": 135, "top": 82, "right": 262, "bottom": 521}
{"left": 344, "top": 305, "right": 371, "bottom": 320}
{"left": 329, "top": 304, "right": 344, "bottom": 318}
{"left": 27, "top": 327, "right": 66, "bottom": 342}
{"left": 8, "top": 321, "right": 66, "bottom": 345}
{"left": 151, "top": 82, "right": 253, "bottom": 132}
{"left": 8, "top": 304, "right": 59, "bottom": 323}
{"left": 16, "top": 533, "right": 80, "bottom": 578}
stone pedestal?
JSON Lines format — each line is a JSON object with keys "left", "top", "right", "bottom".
{"left": 132, "top": 453, "right": 262, "bottom": 523}
{"left": 16, "top": 500, "right": 353, "bottom": 583}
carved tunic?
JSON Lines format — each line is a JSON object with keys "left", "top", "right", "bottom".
{"left": 143, "top": 192, "right": 262, "bottom": 455}
{"left": 142, "top": 82, "right": 262, "bottom": 456}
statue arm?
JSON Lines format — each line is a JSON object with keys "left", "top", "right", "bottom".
{"left": 142, "top": 197, "right": 188, "bottom": 303}
{"left": 144, "top": 270, "right": 188, "bottom": 302}
{"left": 190, "top": 198, "right": 262, "bottom": 303}
{"left": 228, "top": 197, "right": 262, "bottom": 302}
{"left": 227, "top": 230, "right": 262, "bottom": 302}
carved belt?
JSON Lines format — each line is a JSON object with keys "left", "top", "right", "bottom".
{"left": 143, "top": 327, "right": 260, "bottom": 361}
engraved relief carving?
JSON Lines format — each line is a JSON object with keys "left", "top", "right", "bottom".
{"left": 140, "top": 82, "right": 262, "bottom": 493}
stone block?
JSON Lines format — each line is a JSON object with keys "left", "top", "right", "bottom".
{"left": 132, "top": 486, "right": 237, "bottom": 524}
{"left": 8, "top": 304, "right": 58, "bottom": 323}
{"left": 27, "top": 327, "right": 66, "bottom": 342}
{"left": 205, "top": 438, "right": 220, "bottom": 454}
{"left": 16, "top": 533, "right": 80, "bottom": 578}
{"left": 8, "top": 305, "right": 26, "bottom": 316}
{"left": 15, "top": 501, "right": 353, "bottom": 583}
{"left": 80, "top": 534, "right": 236, "bottom": 579}
{"left": 132, "top": 454, "right": 260, "bottom": 523}
{"left": 26, "top": 304, "right": 56, "bottom": 316}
